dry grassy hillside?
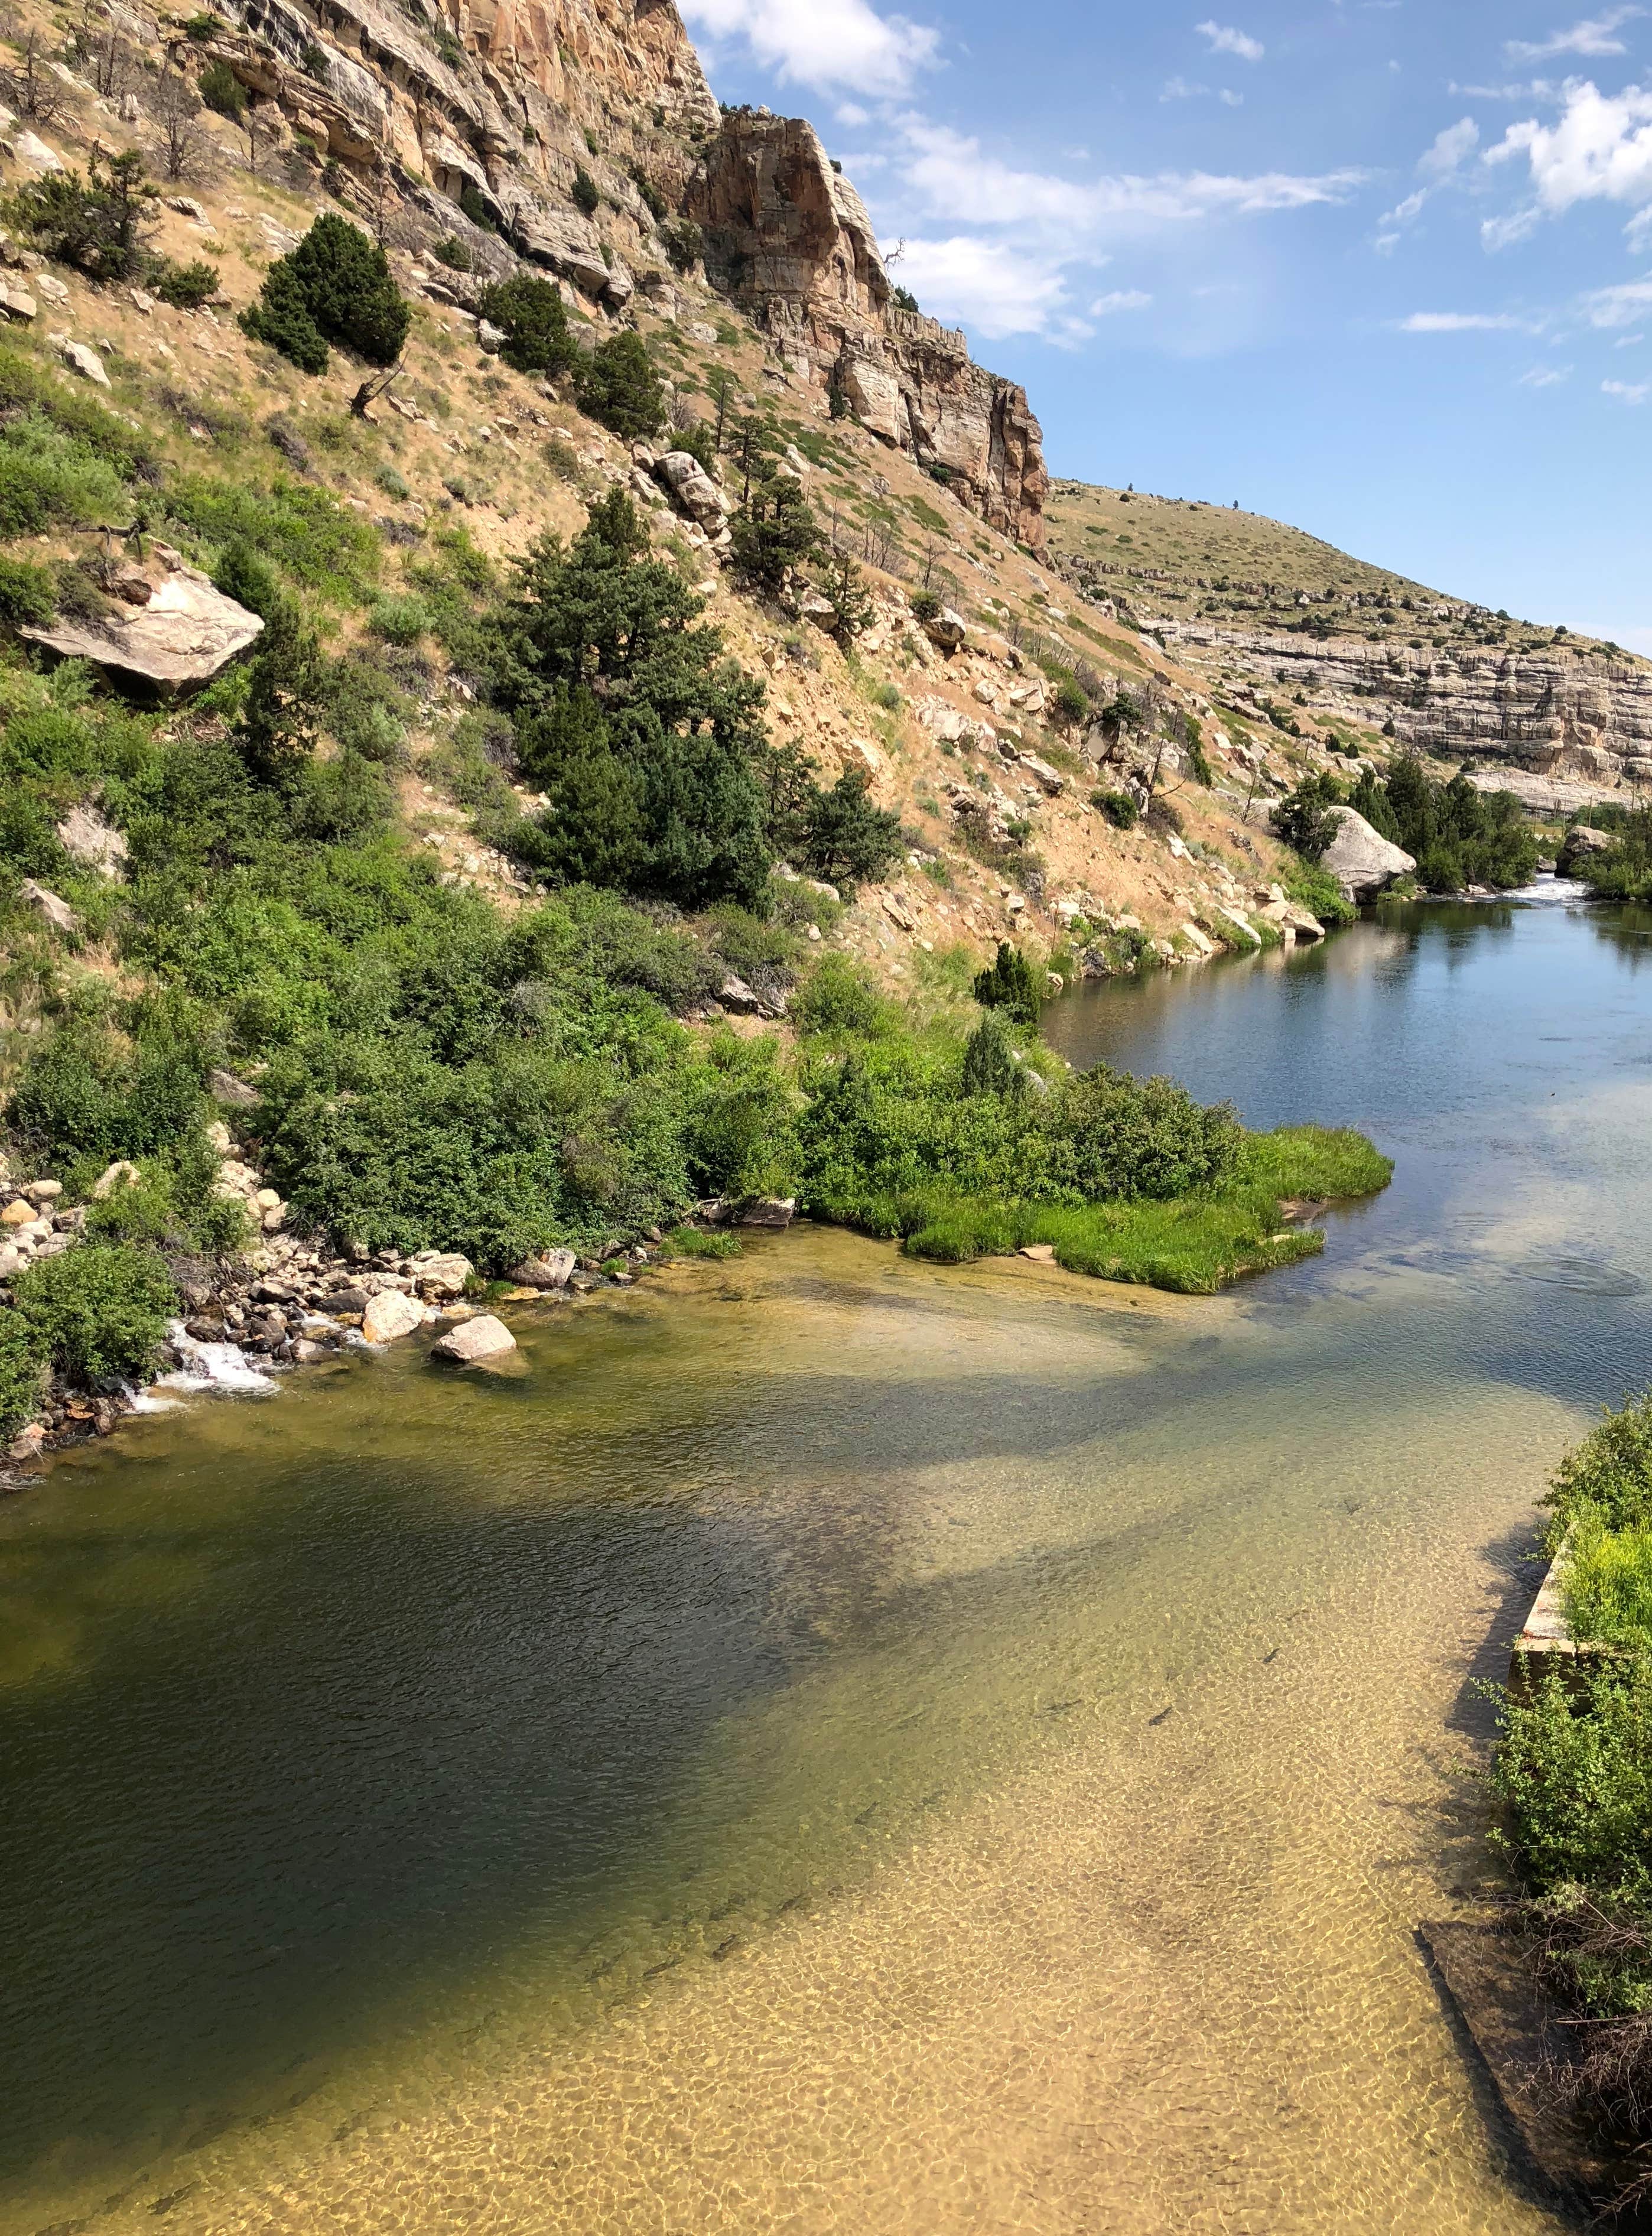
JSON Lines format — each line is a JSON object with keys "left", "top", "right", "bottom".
{"left": 1045, "top": 478, "right": 1635, "bottom": 667}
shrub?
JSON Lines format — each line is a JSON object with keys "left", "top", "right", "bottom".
{"left": 12, "top": 1242, "right": 177, "bottom": 1388}
{"left": 1545, "top": 1390, "right": 1652, "bottom": 1546}
{"left": 789, "top": 768, "right": 902, "bottom": 895}
{"left": 458, "top": 180, "right": 496, "bottom": 233}
{"left": 1283, "top": 861, "right": 1355, "bottom": 930}
{"left": 973, "top": 941, "right": 1041, "bottom": 1028}
{"left": 571, "top": 164, "right": 600, "bottom": 216}
{"left": 475, "top": 274, "right": 577, "bottom": 378}
{"left": 1566, "top": 1520, "right": 1652, "bottom": 1648}
{"left": 366, "top": 593, "right": 430, "bottom": 645}
{"left": 432, "top": 233, "right": 471, "bottom": 272}
{"left": 1062, "top": 1065, "right": 1241, "bottom": 1200}
{"left": 9, "top": 147, "right": 157, "bottom": 280}
{"left": 1090, "top": 788, "right": 1138, "bottom": 830}
{"left": 661, "top": 216, "right": 701, "bottom": 274}
{"left": 574, "top": 330, "right": 664, "bottom": 440}
{"left": 240, "top": 212, "right": 410, "bottom": 375}
{"left": 198, "top": 57, "right": 246, "bottom": 118}
{"left": 0, "top": 554, "right": 55, "bottom": 626}
{"left": 151, "top": 256, "right": 219, "bottom": 309}
{"left": 909, "top": 589, "right": 942, "bottom": 624}
{"left": 1053, "top": 676, "right": 1089, "bottom": 729}
{"left": 791, "top": 953, "right": 888, "bottom": 1038}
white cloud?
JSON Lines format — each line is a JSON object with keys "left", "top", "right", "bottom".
{"left": 1420, "top": 117, "right": 1481, "bottom": 179}
{"left": 1219, "top": 87, "right": 1244, "bottom": 105}
{"left": 1162, "top": 75, "right": 1208, "bottom": 99}
{"left": 1384, "top": 188, "right": 1429, "bottom": 224}
{"left": 1196, "top": 19, "right": 1264, "bottom": 61}
{"left": 889, "top": 236, "right": 1072, "bottom": 338}
{"left": 1506, "top": 8, "right": 1641, "bottom": 61}
{"left": 1520, "top": 362, "right": 1573, "bottom": 382}
{"left": 835, "top": 100, "right": 871, "bottom": 125}
{"left": 1582, "top": 271, "right": 1652, "bottom": 321}
{"left": 1603, "top": 374, "right": 1651, "bottom": 396}
{"left": 1485, "top": 79, "right": 1652, "bottom": 229}
{"left": 1619, "top": 327, "right": 1648, "bottom": 338}
{"left": 1399, "top": 310, "right": 1540, "bottom": 330}
{"left": 1373, "top": 229, "right": 1402, "bottom": 254}
{"left": 1090, "top": 288, "right": 1153, "bottom": 313}
{"left": 680, "top": 0, "right": 938, "bottom": 95}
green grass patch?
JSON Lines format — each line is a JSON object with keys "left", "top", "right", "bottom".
{"left": 815, "top": 1124, "right": 1390, "bottom": 1295}
{"left": 1565, "top": 1519, "right": 1652, "bottom": 1649}
{"left": 664, "top": 1225, "right": 742, "bottom": 1260}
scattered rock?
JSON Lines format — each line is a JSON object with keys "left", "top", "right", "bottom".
{"left": 54, "top": 803, "right": 128, "bottom": 876}
{"left": 736, "top": 1198, "right": 796, "bottom": 1229}
{"left": 19, "top": 879, "right": 74, "bottom": 931}
{"left": 210, "top": 1068, "right": 259, "bottom": 1109}
{"left": 60, "top": 340, "right": 110, "bottom": 387}
{"left": 922, "top": 607, "right": 968, "bottom": 652}
{"left": 0, "top": 281, "right": 37, "bottom": 321}
{"left": 12, "top": 131, "right": 61, "bottom": 173}
{"left": 22, "top": 558, "right": 265, "bottom": 694}
{"left": 510, "top": 1248, "right": 577, "bottom": 1290}
{"left": 362, "top": 1289, "right": 424, "bottom": 1345}
{"left": 411, "top": 1251, "right": 473, "bottom": 1298}
{"left": 25, "top": 1179, "right": 62, "bottom": 1204}
{"left": 431, "top": 1314, "right": 516, "bottom": 1363}
{"left": 1, "top": 1197, "right": 37, "bottom": 1226}
{"left": 32, "top": 272, "right": 68, "bottom": 306}
{"left": 5, "top": 1422, "right": 45, "bottom": 1462}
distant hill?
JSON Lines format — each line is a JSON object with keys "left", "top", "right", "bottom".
{"left": 1044, "top": 479, "right": 1635, "bottom": 668}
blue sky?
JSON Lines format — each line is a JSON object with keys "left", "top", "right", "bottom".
{"left": 679, "top": 1, "right": 1652, "bottom": 646}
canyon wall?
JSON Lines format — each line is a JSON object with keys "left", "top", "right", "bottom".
{"left": 1159, "top": 619, "right": 1652, "bottom": 787}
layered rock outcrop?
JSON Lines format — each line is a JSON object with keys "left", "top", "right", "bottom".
{"left": 688, "top": 112, "right": 1048, "bottom": 548}
{"left": 1156, "top": 619, "right": 1652, "bottom": 789}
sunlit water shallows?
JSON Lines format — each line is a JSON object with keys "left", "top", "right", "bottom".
{"left": 5, "top": 889, "right": 1652, "bottom": 2234}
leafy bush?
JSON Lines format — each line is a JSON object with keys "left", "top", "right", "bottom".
{"left": 168, "top": 472, "right": 379, "bottom": 601}
{"left": 661, "top": 217, "right": 702, "bottom": 274}
{"left": 1090, "top": 788, "right": 1138, "bottom": 830}
{"left": 0, "top": 554, "right": 55, "bottom": 626}
{"left": 1052, "top": 676, "right": 1089, "bottom": 729}
{"left": 151, "top": 256, "right": 219, "bottom": 309}
{"left": 1566, "top": 1520, "right": 1652, "bottom": 1649}
{"left": 366, "top": 593, "right": 430, "bottom": 645}
{"left": 1283, "top": 861, "right": 1355, "bottom": 929}
{"left": 1062, "top": 1065, "right": 1241, "bottom": 1201}
{"left": 1545, "top": 1390, "right": 1652, "bottom": 1546}
{"left": 432, "top": 233, "right": 471, "bottom": 272}
{"left": 198, "top": 57, "right": 245, "bottom": 117}
{"left": 909, "top": 589, "right": 942, "bottom": 625}
{"left": 240, "top": 213, "right": 411, "bottom": 375}
{"left": 571, "top": 165, "right": 600, "bottom": 216}
{"left": 12, "top": 1243, "right": 177, "bottom": 1387}
{"left": 475, "top": 274, "right": 577, "bottom": 378}
{"left": 1271, "top": 774, "right": 1342, "bottom": 862}
{"left": 574, "top": 332, "right": 664, "bottom": 441}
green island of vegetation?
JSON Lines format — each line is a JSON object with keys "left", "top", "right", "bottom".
{"left": 1495, "top": 1393, "right": 1652, "bottom": 2208}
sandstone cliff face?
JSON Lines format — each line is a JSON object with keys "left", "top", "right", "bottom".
{"left": 1158, "top": 618, "right": 1652, "bottom": 787}
{"left": 203, "top": 1, "right": 1046, "bottom": 544}
{"left": 689, "top": 111, "right": 1048, "bottom": 550}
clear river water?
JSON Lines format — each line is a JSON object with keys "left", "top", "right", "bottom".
{"left": 5, "top": 886, "right": 1652, "bottom": 2235}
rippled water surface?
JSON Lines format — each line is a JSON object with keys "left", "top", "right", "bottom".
{"left": 5, "top": 888, "right": 1652, "bottom": 2234}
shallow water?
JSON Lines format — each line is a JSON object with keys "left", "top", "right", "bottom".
{"left": 4, "top": 888, "right": 1652, "bottom": 2234}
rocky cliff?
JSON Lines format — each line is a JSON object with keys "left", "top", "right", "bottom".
{"left": 196, "top": 2, "right": 1047, "bottom": 544}
{"left": 1155, "top": 619, "right": 1652, "bottom": 788}
{"left": 688, "top": 112, "right": 1047, "bottom": 548}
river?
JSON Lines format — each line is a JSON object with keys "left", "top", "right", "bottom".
{"left": 4, "top": 885, "right": 1652, "bottom": 2235}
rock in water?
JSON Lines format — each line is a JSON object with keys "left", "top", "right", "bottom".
{"left": 1320, "top": 807, "right": 1417, "bottom": 900}
{"left": 432, "top": 1314, "right": 516, "bottom": 1363}
{"left": 362, "top": 1290, "right": 424, "bottom": 1345}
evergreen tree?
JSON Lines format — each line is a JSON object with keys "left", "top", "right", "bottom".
{"left": 241, "top": 213, "right": 409, "bottom": 375}
{"left": 794, "top": 769, "right": 902, "bottom": 894}
{"left": 476, "top": 274, "right": 577, "bottom": 377}
{"left": 574, "top": 331, "right": 665, "bottom": 440}
{"left": 973, "top": 942, "right": 1041, "bottom": 1028}
{"left": 730, "top": 477, "right": 818, "bottom": 596}
{"left": 235, "top": 603, "right": 325, "bottom": 788}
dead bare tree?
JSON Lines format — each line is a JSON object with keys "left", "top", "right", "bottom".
{"left": 350, "top": 356, "right": 405, "bottom": 420}
{"left": 240, "top": 102, "right": 266, "bottom": 179}
{"left": 0, "top": 31, "right": 64, "bottom": 124}
{"left": 150, "top": 66, "right": 208, "bottom": 183}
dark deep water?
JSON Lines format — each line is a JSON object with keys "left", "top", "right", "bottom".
{"left": 4, "top": 884, "right": 1651, "bottom": 2235}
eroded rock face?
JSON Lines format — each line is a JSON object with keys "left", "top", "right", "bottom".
{"left": 1156, "top": 617, "right": 1652, "bottom": 791}
{"left": 688, "top": 111, "right": 1048, "bottom": 549}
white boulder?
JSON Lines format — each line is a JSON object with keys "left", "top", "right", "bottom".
{"left": 431, "top": 1314, "right": 516, "bottom": 1363}
{"left": 362, "top": 1289, "right": 424, "bottom": 1345}
{"left": 1320, "top": 807, "right": 1417, "bottom": 901}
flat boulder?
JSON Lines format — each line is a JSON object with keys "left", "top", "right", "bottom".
{"left": 432, "top": 1314, "right": 516, "bottom": 1364}
{"left": 736, "top": 1197, "right": 796, "bottom": 1229}
{"left": 1321, "top": 807, "right": 1416, "bottom": 900}
{"left": 22, "top": 560, "right": 264, "bottom": 695}
{"left": 922, "top": 607, "right": 968, "bottom": 652}
{"left": 510, "top": 1248, "right": 577, "bottom": 1291}
{"left": 362, "top": 1289, "right": 424, "bottom": 1345}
